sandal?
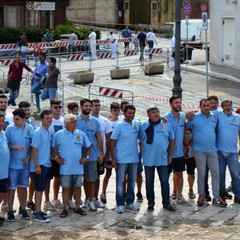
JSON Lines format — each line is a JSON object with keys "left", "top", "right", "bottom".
{"left": 59, "top": 209, "right": 68, "bottom": 218}
{"left": 74, "top": 207, "right": 87, "bottom": 216}
{"left": 188, "top": 192, "right": 196, "bottom": 199}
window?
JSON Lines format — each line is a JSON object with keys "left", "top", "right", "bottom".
{"left": 152, "top": 2, "right": 157, "bottom": 11}
{"left": 124, "top": 1, "right": 129, "bottom": 10}
{"left": 4, "top": 6, "right": 24, "bottom": 28}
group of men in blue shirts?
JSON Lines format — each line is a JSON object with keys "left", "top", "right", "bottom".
{"left": 1, "top": 93, "right": 240, "bottom": 226}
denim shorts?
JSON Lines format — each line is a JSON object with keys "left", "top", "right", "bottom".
{"left": 60, "top": 174, "right": 83, "bottom": 188}
{"left": 84, "top": 161, "right": 98, "bottom": 182}
{"left": 31, "top": 165, "right": 50, "bottom": 191}
{"left": 8, "top": 168, "right": 29, "bottom": 190}
{"left": 0, "top": 178, "right": 8, "bottom": 193}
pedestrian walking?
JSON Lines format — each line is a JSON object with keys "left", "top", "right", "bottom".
{"left": 88, "top": 29, "right": 97, "bottom": 60}
{"left": 146, "top": 28, "right": 157, "bottom": 59}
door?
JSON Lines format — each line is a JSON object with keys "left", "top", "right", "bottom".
{"left": 222, "top": 18, "right": 235, "bottom": 65}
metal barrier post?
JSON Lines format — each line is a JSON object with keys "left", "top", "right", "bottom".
{"left": 116, "top": 53, "right": 120, "bottom": 69}
{"left": 88, "top": 58, "right": 92, "bottom": 72}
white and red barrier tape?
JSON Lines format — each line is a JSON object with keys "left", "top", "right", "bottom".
{"left": 136, "top": 96, "right": 199, "bottom": 108}
{"left": 52, "top": 42, "right": 68, "bottom": 47}
{"left": 0, "top": 59, "right": 13, "bottom": 66}
{"left": 149, "top": 48, "right": 162, "bottom": 54}
{"left": 97, "top": 52, "right": 111, "bottom": 59}
{"left": 99, "top": 87, "right": 123, "bottom": 98}
{"left": 125, "top": 50, "right": 138, "bottom": 56}
{"left": 75, "top": 40, "right": 90, "bottom": 46}
{"left": 98, "top": 40, "right": 112, "bottom": 45}
{"left": 67, "top": 54, "right": 84, "bottom": 61}
{"left": 117, "top": 38, "right": 130, "bottom": 43}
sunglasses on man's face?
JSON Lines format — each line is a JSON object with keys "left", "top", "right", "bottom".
{"left": 53, "top": 106, "right": 62, "bottom": 109}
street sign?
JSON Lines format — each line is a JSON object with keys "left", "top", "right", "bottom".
{"left": 202, "top": 12, "right": 208, "bottom": 30}
{"left": 200, "top": 3, "right": 207, "bottom": 12}
{"left": 182, "top": 3, "right": 192, "bottom": 17}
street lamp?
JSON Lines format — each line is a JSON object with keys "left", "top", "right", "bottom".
{"left": 172, "top": 0, "right": 183, "bottom": 99}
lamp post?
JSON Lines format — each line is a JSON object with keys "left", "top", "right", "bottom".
{"left": 172, "top": 0, "right": 183, "bottom": 99}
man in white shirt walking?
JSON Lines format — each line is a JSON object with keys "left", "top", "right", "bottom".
{"left": 146, "top": 28, "right": 157, "bottom": 59}
{"left": 88, "top": 29, "right": 97, "bottom": 60}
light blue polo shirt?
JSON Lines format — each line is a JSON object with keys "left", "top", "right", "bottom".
{"left": 111, "top": 119, "right": 140, "bottom": 164}
{"left": 77, "top": 114, "right": 101, "bottom": 161}
{"left": 27, "top": 117, "right": 36, "bottom": 130}
{"left": 5, "top": 123, "right": 34, "bottom": 169}
{"left": 0, "top": 130, "right": 10, "bottom": 179}
{"left": 185, "top": 111, "right": 217, "bottom": 152}
{"left": 30, "top": 125, "right": 51, "bottom": 172}
{"left": 140, "top": 120, "right": 174, "bottom": 166}
{"left": 52, "top": 128, "right": 92, "bottom": 175}
{"left": 214, "top": 110, "right": 240, "bottom": 153}
{"left": 33, "top": 61, "right": 48, "bottom": 81}
{"left": 164, "top": 111, "right": 185, "bottom": 158}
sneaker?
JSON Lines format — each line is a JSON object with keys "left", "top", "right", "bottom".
{"left": 33, "top": 108, "right": 40, "bottom": 114}
{"left": 33, "top": 211, "right": 50, "bottom": 218}
{"left": 197, "top": 197, "right": 205, "bottom": 207}
{"left": 94, "top": 199, "right": 105, "bottom": 208}
{"left": 221, "top": 190, "right": 232, "bottom": 200}
{"left": 89, "top": 201, "right": 97, "bottom": 212}
{"left": 19, "top": 209, "right": 30, "bottom": 220}
{"left": 116, "top": 205, "right": 125, "bottom": 214}
{"left": 212, "top": 198, "right": 227, "bottom": 207}
{"left": 170, "top": 193, "right": 176, "bottom": 200}
{"left": 100, "top": 193, "right": 107, "bottom": 204}
{"left": 0, "top": 216, "right": 5, "bottom": 223}
{"left": 27, "top": 201, "right": 36, "bottom": 211}
{"left": 226, "top": 185, "right": 232, "bottom": 193}
{"left": 44, "top": 201, "right": 56, "bottom": 211}
{"left": 136, "top": 192, "right": 143, "bottom": 202}
{"left": 68, "top": 200, "right": 76, "bottom": 210}
{"left": 163, "top": 204, "right": 177, "bottom": 212}
{"left": 1, "top": 203, "right": 9, "bottom": 212}
{"left": 204, "top": 195, "right": 212, "bottom": 202}
{"left": 125, "top": 202, "right": 139, "bottom": 211}
{"left": 51, "top": 199, "right": 63, "bottom": 209}
{"left": 82, "top": 198, "right": 89, "bottom": 208}
{"left": 34, "top": 212, "right": 50, "bottom": 223}
{"left": 176, "top": 195, "right": 191, "bottom": 205}
{"left": 7, "top": 211, "right": 15, "bottom": 222}
{"left": 225, "top": 191, "right": 233, "bottom": 200}
{"left": 188, "top": 192, "right": 196, "bottom": 199}
{"left": 147, "top": 204, "right": 154, "bottom": 212}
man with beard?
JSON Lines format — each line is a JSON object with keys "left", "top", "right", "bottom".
{"left": 164, "top": 95, "right": 190, "bottom": 205}
{"left": 77, "top": 98, "right": 103, "bottom": 212}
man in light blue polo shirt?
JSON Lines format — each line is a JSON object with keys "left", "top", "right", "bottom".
{"left": 186, "top": 98, "right": 227, "bottom": 207}
{"left": 164, "top": 95, "right": 189, "bottom": 205}
{"left": 31, "top": 110, "right": 52, "bottom": 223}
{"left": 111, "top": 105, "right": 140, "bottom": 214}
{"left": 140, "top": 106, "right": 176, "bottom": 212}
{"left": 0, "top": 113, "right": 10, "bottom": 226}
{"left": 5, "top": 108, "right": 34, "bottom": 222}
{"left": 53, "top": 114, "right": 92, "bottom": 218}
{"left": 77, "top": 98, "right": 103, "bottom": 212}
{"left": 214, "top": 99, "right": 240, "bottom": 203}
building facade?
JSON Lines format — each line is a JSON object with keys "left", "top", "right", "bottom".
{"left": 0, "top": 1, "right": 68, "bottom": 29}
{"left": 210, "top": 0, "right": 240, "bottom": 70}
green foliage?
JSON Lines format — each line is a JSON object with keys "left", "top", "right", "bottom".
{"left": 0, "top": 22, "right": 101, "bottom": 44}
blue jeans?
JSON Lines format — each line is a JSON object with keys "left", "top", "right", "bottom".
{"left": 218, "top": 151, "right": 240, "bottom": 198}
{"left": 144, "top": 166, "right": 170, "bottom": 207}
{"left": 31, "top": 79, "right": 41, "bottom": 109}
{"left": 8, "top": 88, "right": 19, "bottom": 106}
{"left": 41, "top": 87, "right": 57, "bottom": 101}
{"left": 116, "top": 162, "right": 138, "bottom": 206}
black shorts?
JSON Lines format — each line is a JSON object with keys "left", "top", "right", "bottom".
{"left": 169, "top": 156, "right": 186, "bottom": 173}
{"left": 185, "top": 157, "right": 196, "bottom": 175}
{"left": 49, "top": 159, "right": 60, "bottom": 179}
{"left": 0, "top": 178, "right": 8, "bottom": 193}
{"left": 31, "top": 166, "right": 50, "bottom": 191}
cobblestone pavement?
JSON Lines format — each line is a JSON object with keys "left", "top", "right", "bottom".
{"left": 1, "top": 50, "right": 240, "bottom": 239}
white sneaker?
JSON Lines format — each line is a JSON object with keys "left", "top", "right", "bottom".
{"left": 125, "top": 202, "right": 139, "bottom": 211}
{"left": 82, "top": 198, "right": 89, "bottom": 208}
{"left": 176, "top": 195, "right": 191, "bottom": 206}
{"left": 51, "top": 199, "right": 63, "bottom": 209}
{"left": 44, "top": 201, "right": 56, "bottom": 211}
{"left": 89, "top": 201, "right": 97, "bottom": 212}
{"left": 116, "top": 205, "right": 125, "bottom": 214}
{"left": 94, "top": 199, "right": 105, "bottom": 208}
{"left": 68, "top": 200, "right": 76, "bottom": 210}
{"left": 1, "top": 203, "right": 9, "bottom": 212}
